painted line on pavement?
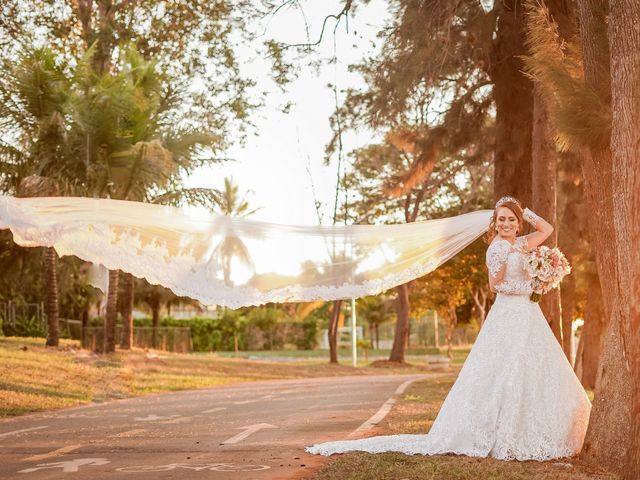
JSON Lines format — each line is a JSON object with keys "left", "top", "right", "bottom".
{"left": 220, "top": 423, "right": 278, "bottom": 445}
{"left": 23, "top": 444, "right": 82, "bottom": 462}
{"left": 0, "top": 426, "right": 48, "bottom": 438}
{"left": 201, "top": 407, "right": 226, "bottom": 414}
{"left": 348, "top": 376, "right": 425, "bottom": 438}
{"left": 109, "top": 429, "right": 147, "bottom": 438}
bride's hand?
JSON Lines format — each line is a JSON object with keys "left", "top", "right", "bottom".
{"left": 519, "top": 208, "right": 554, "bottom": 251}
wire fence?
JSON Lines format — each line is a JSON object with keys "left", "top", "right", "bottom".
{"left": 82, "top": 326, "right": 192, "bottom": 353}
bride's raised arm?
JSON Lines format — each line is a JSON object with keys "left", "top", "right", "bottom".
{"left": 518, "top": 208, "right": 554, "bottom": 251}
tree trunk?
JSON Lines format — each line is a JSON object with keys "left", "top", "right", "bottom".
{"left": 558, "top": 153, "right": 583, "bottom": 362}
{"left": 328, "top": 300, "right": 342, "bottom": 364}
{"left": 577, "top": 0, "right": 632, "bottom": 472}
{"left": 607, "top": 2, "right": 640, "bottom": 476}
{"left": 531, "top": 82, "right": 562, "bottom": 344}
{"left": 151, "top": 293, "right": 160, "bottom": 350}
{"left": 81, "top": 307, "right": 89, "bottom": 350}
{"left": 560, "top": 264, "right": 575, "bottom": 361}
{"left": 375, "top": 323, "right": 380, "bottom": 350}
{"left": 120, "top": 272, "right": 134, "bottom": 349}
{"left": 389, "top": 283, "right": 410, "bottom": 363}
{"left": 104, "top": 269, "right": 119, "bottom": 354}
{"left": 490, "top": 0, "right": 533, "bottom": 205}
{"left": 472, "top": 288, "right": 487, "bottom": 327}
{"left": 43, "top": 247, "right": 59, "bottom": 347}
{"left": 445, "top": 308, "right": 458, "bottom": 360}
{"left": 579, "top": 271, "right": 605, "bottom": 389}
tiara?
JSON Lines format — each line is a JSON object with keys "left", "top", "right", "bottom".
{"left": 495, "top": 196, "right": 521, "bottom": 208}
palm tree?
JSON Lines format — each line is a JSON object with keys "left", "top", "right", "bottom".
{"left": 0, "top": 48, "right": 72, "bottom": 347}
{"left": 216, "top": 177, "right": 260, "bottom": 217}
{"left": 357, "top": 296, "right": 393, "bottom": 350}
{"left": 66, "top": 47, "right": 223, "bottom": 352}
{"left": 207, "top": 177, "right": 260, "bottom": 286}
{"left": 0, "top": 45, "right": 238, "bottom": 352}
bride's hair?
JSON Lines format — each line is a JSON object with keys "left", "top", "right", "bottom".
{"left": 485, "top": 198, "right": 524, "bottom": 244}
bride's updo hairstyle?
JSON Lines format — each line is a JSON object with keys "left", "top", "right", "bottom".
{"left": 486, "top": 196, "right": 524, "bottom": 244}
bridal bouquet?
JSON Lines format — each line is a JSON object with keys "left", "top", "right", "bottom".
{"left": 525, "top": 246, "right": 572, "bottom": 303}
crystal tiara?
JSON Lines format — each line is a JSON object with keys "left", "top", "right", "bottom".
{"left": 495, "top": 196, "right": 521, "bottom": 208}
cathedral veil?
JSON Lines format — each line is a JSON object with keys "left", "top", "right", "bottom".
{"left": 0, "top": 196, "right": 492, "bottom": 308}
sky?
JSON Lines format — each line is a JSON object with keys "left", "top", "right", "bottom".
{"left": 184, "top": 1, "right": 390, "bottom": 226}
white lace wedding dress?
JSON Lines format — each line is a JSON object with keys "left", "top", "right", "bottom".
{"left": 306, "top": 236, "right": 591, "bottom": 461}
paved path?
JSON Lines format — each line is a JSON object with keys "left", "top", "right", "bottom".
{"left": 0, "top": 374, "right": 429, "bottom": 480}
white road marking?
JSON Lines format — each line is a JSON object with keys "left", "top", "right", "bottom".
{"left": 109, "top": 429, "right": 147, "bottom": 438}
{"left": 18, "top": 458, "right": 110, "bottom": 473}
{"left": 220, "top": 423, "right": 278, "bottom": 445}
{"left": 348, "top": 376, "right": 426, "bottom": 437}
{"left": 201, "top": 407, "right": 226, "bottom": 414}
{"left": 0, "top": 426, "right": 48, "bottom": 438}
{"left": 234, "top": 399, "right": 260, "bottom": 405}
{"left": 133, "top": 414, "right": 177, "bottom": 421}
{"left": 162, "top": 416, "right": 192, "bottom": 424}
{"left": 23, "top": 445, "right": 82, "bottom": 462}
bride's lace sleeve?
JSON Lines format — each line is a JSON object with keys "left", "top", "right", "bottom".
{"left": 486, "top": 240, "right": 532, "bottom": 295}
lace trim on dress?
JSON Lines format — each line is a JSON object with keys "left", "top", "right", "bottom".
{"left": 486, "top": 239, "right": 510, "bottom": 278}
{"left": 0, "top": 196, "right": 495, "bottom": 308}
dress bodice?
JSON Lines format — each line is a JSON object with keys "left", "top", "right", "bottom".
{"left": 486, "top": 237, "right": 533, "bottom": 295}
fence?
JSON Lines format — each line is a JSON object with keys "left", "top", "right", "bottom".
{"left": 83, "top": 326, "right": 192, "bottom": 353}
{"left": 0, "top": 301, "right": 46, "bottom": 327}
{"left": 330, "top": 311, "right": 479, "bottom": 350}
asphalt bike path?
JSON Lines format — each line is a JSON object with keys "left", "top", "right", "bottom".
{"left": 0, "top": 374, "right": 431, "bottom": 480}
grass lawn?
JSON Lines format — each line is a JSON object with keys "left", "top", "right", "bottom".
{"left": 0, "top": 336, "right": 446, "bottom": 417}
{"left": 310, "top": 373, "right": 613, "bottom": 480}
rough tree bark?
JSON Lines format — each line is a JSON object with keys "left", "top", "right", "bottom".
{"left": 607, "top": 1, "right": 640, "bottom": 477}
{"left": 17, "top": 176, "right": 61, "bottom": 347}
{"left": 577, "top": 270, "right": 605, "bottom": 388}
{"left": 120, "top": 272, "right": 134, "bottom": 349}
{"left": 558, "top": 159, "right": 582, "bottom": 361}
{"left": 532, "top": 82, "right": 562, "bottom": 343}
{"left": 389, "top": 283, "right": 410, "bottom": 363}
{"left": 104, "top": 269, "right": 119, "bottom": 354}
{"left": 43, "top": 247, "right": 60, "bottom": 347}
{"left": 560, "top": 267, "right": 575, "bottom": 359}
{"left": 490, "top": 0, "right": 534, "bottom": 205}
{"left": 532, "top": 0, "right": 576, "bottom": 347}
{"left": 577, "top": 0, "right": 631, "bottom": 472}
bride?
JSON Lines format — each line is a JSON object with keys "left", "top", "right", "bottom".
{"left": 306, "top": 196, "right": 592, "bottom": 461}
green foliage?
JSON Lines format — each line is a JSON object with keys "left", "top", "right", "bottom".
{"left": 2, "top": 316, "right": 47, "bottom": 338}
{"left": 296, "top": 316, "right": 320, "bottom": 350}
{"left": 0, "top": 0, "right": 260, "bottom": 146}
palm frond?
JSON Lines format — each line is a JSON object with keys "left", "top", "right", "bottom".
{"left": 149, "top": 187, "right": 223, "bottom": 209}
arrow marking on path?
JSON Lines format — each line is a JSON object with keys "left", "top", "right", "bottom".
{"left": 109, "top": 429, "right": 147, "bottom": 438}
{"left": 234, "top": 399, "right": 261, "bottom": 405}
{"left": 134, "top": 414, "right": 177, "bottom": 421}
{"left": 0, "top": 426, "right": 48, "bottom": 438}
{"left": 18, "top": 458, "right": 110, "bottom": 473}
{"left": 201, "top": 407, "right": 226, "bottom": 414}
{"left": 220, "top": 423, "right": 278, "bottom": 445}
{"left": 23, "top": 445, "right": 83, "bottom": 462}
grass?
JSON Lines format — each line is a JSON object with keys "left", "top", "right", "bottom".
{"left": 310, "top": 373, "right": 615, "bottom": 480}
{"left": 0, "top": 336, "right": 450, "bottom": 417}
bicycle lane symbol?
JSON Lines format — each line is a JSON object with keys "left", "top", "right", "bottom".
{"left": 116, "top": 463, "right": 271, "bottom": 473}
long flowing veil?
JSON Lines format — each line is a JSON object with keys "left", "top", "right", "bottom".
{"left": 0, "top": 196, "right": 492, "bottom": 308}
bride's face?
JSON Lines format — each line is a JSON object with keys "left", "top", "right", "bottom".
{"left": 495, "top": 206, "right": 519, "bottom": 240}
